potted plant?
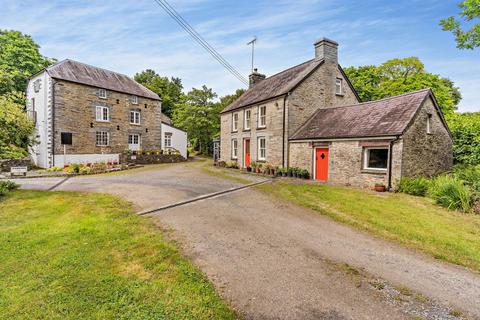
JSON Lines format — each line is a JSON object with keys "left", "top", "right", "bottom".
{"left": 257, "top": 163, "right": 263, "bottom": 174}
{"left": 374, "top": 183, "right": 386, "bottom": 192}
{"left": 251, "top": 161, "right": 256, "bottom": 173}
{"left": 287, "top": 167, "right": 293, "bottom": 177}
{"left": 246, "top": 165, "right": 252, "bottom": 172}
{"left": 282, "top": 168, "right": 288, "bottom": 177}
{"left": 303, "top": 169, "right": 310, "bottom": 179}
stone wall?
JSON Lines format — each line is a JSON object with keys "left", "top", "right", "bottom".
{"left": 0, "top": 158, "right": 33, "bottom": 172}
{"left": 401, "top": 97, "right": 453, "bottom": 177}
{"left": 220, "top": 96, "right": 285, "bottom": 168}
{"left": 288, "top": 139, "right": 403, "bottom": 189}
{"left": 53, "top": 80, "right": 162, "bottom": 158}
{"left": 122, "top": 153, "right": 186, "bottom": 165}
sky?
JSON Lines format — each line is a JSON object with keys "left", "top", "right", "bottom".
{"left": 1, "top": 0, "right": 478, "bottom": 112}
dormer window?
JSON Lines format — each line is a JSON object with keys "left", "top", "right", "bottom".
{"left": 98, "top": 88, "right": 107, "bottom": 99}
{"left": 132, "top": 95, "right": 138, "bottom": 104}
{"left": 335, "top": 78, "right": 343, "bottom": 95}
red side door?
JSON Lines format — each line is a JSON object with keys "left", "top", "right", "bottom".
{"left": 244, "top": 139, "right": 251, "bottom": 167}
{"left": 315, "top": 148, "right": 329, "bottom": 181}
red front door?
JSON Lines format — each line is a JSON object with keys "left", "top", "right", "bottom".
{"left": 244, "top": 139, "right": 251, "bottom": 167}
{"left": 315, "top": 148, "right": 329, "bottom": 181}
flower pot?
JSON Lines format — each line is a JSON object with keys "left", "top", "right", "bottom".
{"left": 374, "top": 185, "right": 386, "bottom": 192}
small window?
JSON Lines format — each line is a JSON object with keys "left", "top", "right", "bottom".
{"left": 244, "top": 109, "right": 251, "bottom": 130}
{"left": 96, "top": 131, "right": 109, "bottom": 146}
{"left": 128, "top": 134, "right": 140, "bottom": 145}
{"left": 96, "top": 106, "right": 109, "bottom": 122}
{"left": 164, "top": 132, "right": 172, "bottom": 148}
{"left": 130, "top": 110, "right": 141, "bottom": 124}
{"left": 98, "top": 88, "right": 107, "bottom": 99}
{"left": 132, "top": 95, "right": 138, "bottom": 104}
{"left": 231, "top": 139, "right": 238, "bottom": 159}
{"left": 258, "top": 105, "right": 266, "bottom": 128}
{"left": 427, "top": 114, "right": 432, "bottom": 134}
{"left": 363, "top": 148, "right": 388, "bottom": 171}
{"left": 335, "top": 78, "right": 343, "bottom": 95}
{"left": 258, "top": 137, "right": 266, "bottom": 161}
{"left": 33, "top": 79, "right": 41, "bottom": 93}
{"left": 232, "top": 113, "right": 239, "bottom": 132}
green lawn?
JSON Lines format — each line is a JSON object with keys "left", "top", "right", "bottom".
{"left": 0, "top": 190, "right": 235, "bottom": 320}
{"left": 259, "top": 181, "right": 480, "bottom": 272}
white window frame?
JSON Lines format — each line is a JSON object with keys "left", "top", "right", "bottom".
{"left": 232, "top": 113, "right": 239, "bottom": 132}
{"left": 231, "top": 139, "right": 238, "bottom": 159}
{"left": 96, "top": 131, "right": 109, "bottom": 146}
{"left": 96, "top": 106, "right": 109, "bottom": 122}
{"left": 258, "top": 105, "right": 266, "bottom": 128}
{"left": 244, "top": 109, "right": 251, "bottom": 130}
{"left": 132, "top": 95, "right": 138, "bottom": 104}
{"left": 130, "top": 110, "right": 141, "bottom": 125}
{"left": 164, "top": 132, "right": 172, "bottom": 148}
{"left": 335, "top": 78, "right": 343, "bottom": 95}
{"left": 98, "top": 88, "right": 107, "bottom": 99}
{"left": 257, "top": 137, "right": 266, "bottom": 161}
{"left": 427, "top": 113, "right": 432, "bottom": 134}
{"left": 363, "top": 147, "right": 389, "bottom": 171}
{"left": 128, "top": 134, "right": 140, "bottom": 145}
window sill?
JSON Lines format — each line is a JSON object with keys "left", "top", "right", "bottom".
{"left": 98, "top": 97, "right": 107, "bottom": 100}
{"left": 243, "top": 129, "right": 251, "bottom": 132}
{"left": 96, "top": 120, "right": 110, "bottom": 123}
{"left": 257, "top": 126, "right": 267, "bottom": 130}
{"left": 335, "top": 93, "right": 344, "bottom": 97}
{"left": 130, "top": 123, "right": 141, "bottom": 126}
{"left": 231, "top": 130, "right": 238, "bottom": 133}
{"left": 257, "top": 159, "right": 266, "bottom": 163}
{"left": 361, "top": 169, "right": 387, "bottom": 175}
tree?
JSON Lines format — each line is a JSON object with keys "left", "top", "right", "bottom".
{"left": 0, "top": 30, "right": 55, "bottom": 94}
{"left": 173, "top": 85, "right": 219, "bottom": 154}
{"left": 446, "top": 112, "right": 480, "bottom": 165}
{"left": 344, "top": 57, "right": 461, "bottom": 114}
{"left": 217, "top": 89, "right": 245, "bottom": 109}
{"left": 134, "top": 69, "right": 183, "bottom": 118}
{"left": 440, "top": 0, "right": 480, "bottom": 49}
{"left": 0, "top": 92, "right": 35, "bottom": 159}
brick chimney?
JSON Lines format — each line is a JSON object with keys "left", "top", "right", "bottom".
{"left": 314, "top": 37, "right": 338, "bottom": 65}
{"left": 249, "top": 68, "right": 266, "bottom": 88}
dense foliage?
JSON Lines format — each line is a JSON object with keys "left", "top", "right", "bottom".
{"left": 133, "top": 69, "right": 183, "bottom": 118}
{"left": 0, "top": 180, "right": 18, "bottom": 197}
{"left": 398, "top": 165, "right": 480, "bottom": 213}
{"left": 446, "top": 112, "right": 480, "bottom": 165}
{"left": 440, "top": 0, "right": 480, "bottom": 49}
{"left": 0, "top": 93, "right": 35, "bottom": 159}
{"left": 344, "top": 57, "right": 461, "bottom": 115}
{"left": 0, "top": 30, "right": 54, "bottom": 94}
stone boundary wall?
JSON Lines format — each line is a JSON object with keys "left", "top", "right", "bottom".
{"left": 0, "top": 158, "right": 33, "bottom": 172}
{"left": 121, "top": 153, "right": 186, "bottom": 165}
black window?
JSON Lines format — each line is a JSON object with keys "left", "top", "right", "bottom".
{"left": 364, "top": 148, "right": 388, "bottom": 170}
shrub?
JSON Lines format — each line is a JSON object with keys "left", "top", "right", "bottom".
{"left": 454, "top": 164, "right": 480, "bottom": 193}
{"left": 398, "top": 177, "right": 430, "bottom": 197}
{"left": 0, "top": 180, "right": 19, "bottom": 196}
{"left": 429, "top": 175, "right": 472, "bottom": 211}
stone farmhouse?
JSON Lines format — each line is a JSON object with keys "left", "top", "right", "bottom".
{"left": 220, "top": 38, "right": 453, "bottom": 189}
{"left": 26, "top": 60, "right": 186, "bottom": 168}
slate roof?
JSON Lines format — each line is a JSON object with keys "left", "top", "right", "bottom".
{"left": 161, "top": 113, "right": 172, "bottom": 125}
{"left": 221, "top": 59, "right": 324, "bottom": 113}
{"left": 290, "top": 89, "right": 432, "bottom": 140}
{"left": 44, "top": 59, "right": 160, "bottom": 100}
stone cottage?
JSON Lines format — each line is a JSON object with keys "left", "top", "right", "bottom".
{"left": 26, "top": 59, "right": 162, "bottom": 168}
{"left": 219, "top": 38, "right": 453, "bottom": 188}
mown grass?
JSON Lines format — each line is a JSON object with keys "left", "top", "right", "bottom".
{"left": 0, "top": 190, "right": 235, "bottom": 320}
{"left": 259, "top": 181, "right": 480, "bottom": 272}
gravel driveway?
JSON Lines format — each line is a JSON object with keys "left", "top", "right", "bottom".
{"left": 12, "top": 162, "right": 480, "bottom": 319}
{"left": 150, "top": 185, "right": 480, "bottom": 320}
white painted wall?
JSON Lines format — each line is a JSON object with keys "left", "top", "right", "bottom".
{"left": 161, "top": 123, "right": 188, "bottom": 158}
{"left": 53, "top": 154, "right": 119, "bottom": 168}
{"left": 26, "top": 71, "right": 51, "bottom": 168}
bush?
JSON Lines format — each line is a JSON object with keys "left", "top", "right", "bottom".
{"left": 397, "top": 177, "right": 430, "bottom": 197}
{"left": 0, "top": 180, "right": 19, "bottom": 196}
{"left": 429, "top": 175, "right": 472, "bottom": 211}
{"left": 454, "top": 164, "right": 480, "bottom": 193}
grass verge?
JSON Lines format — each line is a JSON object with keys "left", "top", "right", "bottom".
{"left": 259, "top": 181, "right": 480, "bottom": 272}
{"left": 0, "top": 190, "right": 235, "bottom": 319}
